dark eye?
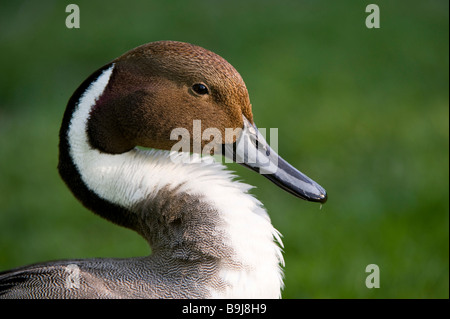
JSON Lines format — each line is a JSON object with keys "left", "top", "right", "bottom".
{"left": 192, "top": 83, "right": 209, "bottom": 95}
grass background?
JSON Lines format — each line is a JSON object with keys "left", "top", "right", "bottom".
{"left": 0, "top": 0, "right": 448, "bottom": 298}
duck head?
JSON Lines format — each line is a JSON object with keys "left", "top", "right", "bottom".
{"left": 85, "top": 41, "right": 327, "bottom": 203}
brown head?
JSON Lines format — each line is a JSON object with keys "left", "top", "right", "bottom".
{"left": 68, "top": 40, "right": 326, "bottom": 203}
{"left": 87, "top": 41, "right": 252, "bottom": 154}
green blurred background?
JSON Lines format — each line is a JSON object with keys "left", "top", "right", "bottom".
{"left": 0, "top": 0, "right": 448, "bottom": 298}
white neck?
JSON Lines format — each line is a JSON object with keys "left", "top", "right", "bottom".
{"left": 66, "top": 65, "right": 285, "bottom": 298}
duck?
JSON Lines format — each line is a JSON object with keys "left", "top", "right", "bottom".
{"left": 0, "top": 40, "right": 327, "bottom": 299}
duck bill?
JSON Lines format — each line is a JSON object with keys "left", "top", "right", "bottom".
{"left": 223, "top": 117, "right": 327, "bottom": 203}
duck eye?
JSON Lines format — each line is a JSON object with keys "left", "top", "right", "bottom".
{"left": 192, "top": 83, "right": 209, "bottom": 95}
